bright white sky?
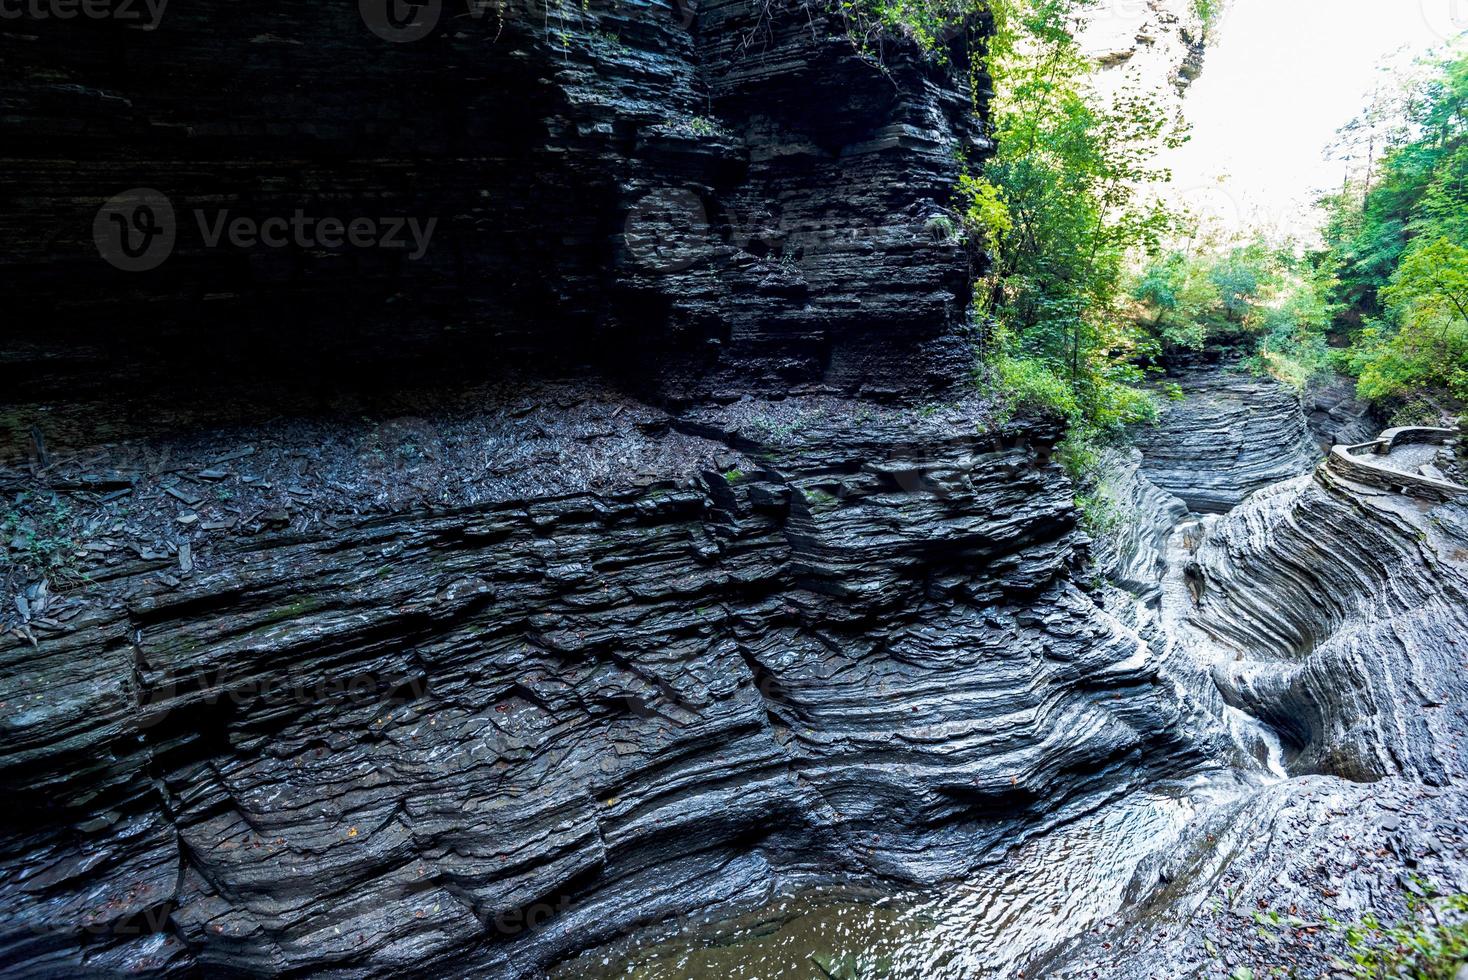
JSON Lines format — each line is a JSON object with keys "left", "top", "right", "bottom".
{"left": 1160, "top": 0, "right": 1464, "bottom": 239}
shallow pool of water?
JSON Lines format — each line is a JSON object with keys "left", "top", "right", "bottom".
{"left": 558, "top": 780, "right": 1240, "bottom": 979}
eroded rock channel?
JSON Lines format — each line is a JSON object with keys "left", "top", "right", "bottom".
{"left": 4, "top": 364, "right": 1466, "bottom": 979}
{"left": 2, "top": 2, "right": 1466, "bottom": 977}
{"left": 547, "top": 370, "right": 1468, "bottom": 978}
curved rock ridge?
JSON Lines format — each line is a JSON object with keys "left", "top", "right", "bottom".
{"left": 1091, "top": 448, "right": 1190, "bottom": 602}
{"left": 0, "top": 397, "right": 1212, "bottom": 979}
{"left": 1133, "top": 369, "right": 1323, "bottom": 513}
{"left": 1190, "top": 458, "right": 1468, "bottom": 784}
{"left": 1050, "top": 474, "right": 1468, "bottom": 979}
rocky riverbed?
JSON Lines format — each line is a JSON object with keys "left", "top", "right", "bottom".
{"left": 3, "top": 0, "right": 1467, "bottom": 976}
{"left": 3, "top": 361, "right": 1465, "bottom": 979}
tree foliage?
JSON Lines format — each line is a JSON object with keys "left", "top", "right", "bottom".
{"left": 1122, "top": 45, "right": 1467, "bottom": 408}
{"left": 957, "top": 0, "right": 1188, "bottom": 471}
{"left": 1318, "top": 48, "right": 1468, "bottom": 406}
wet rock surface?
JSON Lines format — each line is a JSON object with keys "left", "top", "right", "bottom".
{"left": 1133, "top": 367, "right": 1322, "bottom": 513}
{"left": 5, "top": 368, "right": 1467, "bottom": 979}
{"left": 0, "top": 389, "right": 1223, "bottom": 978}
{"left": 550, "top": 374, "right": 1468, "bottom": 979}
{"left": 5, "top": 0, "right": 1468, "bottom": 976}
{"left": 6, "top": 381, "right": 1468, "bottom": 980}
{"left": 1050, "top": 379, "right": 1468, "bottom": 978}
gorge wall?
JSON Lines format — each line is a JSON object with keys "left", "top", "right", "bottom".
{"left": 1, "top": 0, "right": 985, "bottom": 419}
{"left": 1, "top": 393, "right": 1222, "bottom": 978}
{"left": 1, "top": 4, "right": 1128, "bottom": 978}
{"left": 6, "top": 1, "right": 1468, "bottom": 978}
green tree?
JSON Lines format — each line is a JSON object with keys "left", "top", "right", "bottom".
{"left": 1208, "top": 240, "right": 1276, "bottom": 328}
{"left": 1320, "top": 47, "right": 1468, "bottom": 407}
{"left": 1131, "top": 250, "right": 1219, "bottom": 350}
{"left": 1349, "top": 238, "right": 1468, "bottom": 401}
{"left": 964, "top": 0, "right": 1186, "bottom": 464}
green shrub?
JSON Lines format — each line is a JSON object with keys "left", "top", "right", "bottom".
{"left": 985, "top": 353, "right": 1081, "bottom": 422}
{"left": 686, "top": 115, "right": 726, "bottom": 138}
{"left": 1333, "top": 888, "right": 1468, "bottom": 979}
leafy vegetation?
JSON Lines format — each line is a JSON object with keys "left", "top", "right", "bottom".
{"left": 1163, "top": 48, "right": 1468, "bottom": 411}
{"left": 1314, "top": 47, "right": 1468, "bottom": 409}
{"left": 1328, "top": 883, "right": 1468, "bottom": 979}
{"left": 1, "top": 490, "right": 80, "bottom": 581}
{"left": 963, "top": 0, "right": 1188, "bottom": 478}
{"left": 837, "top": 0, "right": 977, "bottom": 62}
{"left": 685, "top": 115, "right": 727, "bottom": 138}
{"left": 1128, "top": 238, "right": 1341, "bottom": 390}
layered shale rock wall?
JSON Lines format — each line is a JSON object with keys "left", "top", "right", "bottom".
{"left": 0, "top": 397, "right": 1213, "bottom": 978}
{"left": 1, "top": 0, "right": 986, "bottom": 410}
{"left": 9, "top": 0, "right": 1468, "bottom": 977}
{"left": 1132, "top": 367, "right": 1323, "bottom": 512}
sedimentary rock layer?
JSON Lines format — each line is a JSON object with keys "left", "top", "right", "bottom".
{"left": 1060, "top": 444, "right": 1468, "bottom": 978}
{"left": 1, "top": 0, "right": 986, "bottom": 407}
{"left": 0, "top": 399, "right": 1210, "bottom": 978}
{"left": 1134, "top": 369, "right": 1321, "bottom": 512}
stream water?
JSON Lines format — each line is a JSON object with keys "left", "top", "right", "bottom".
{"left": 558, "top": 774, "right": 1275, "bottom": 979}
{"left": 561, "top": 489, "right": 1298, "bottom": 979}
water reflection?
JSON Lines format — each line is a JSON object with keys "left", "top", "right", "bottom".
{"left": 560, "top": 782, "right": 1237, "bottom": 979}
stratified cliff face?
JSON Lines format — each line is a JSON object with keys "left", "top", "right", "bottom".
{"left": 6, "top": 1, "right": 1468, "bottom": 978}
{"left": 1132, "top": 367, "right": 1322, "bottom": 513}
{"left": 0, "top": 0, "right": 986, "bottom": 410}
{"left": 0, "top": 392, "right": 1220, "bottom": 979}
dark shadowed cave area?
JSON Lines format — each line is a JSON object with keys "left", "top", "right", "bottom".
{"left": 2, "top": 0, "right": 988, "bottom": 426}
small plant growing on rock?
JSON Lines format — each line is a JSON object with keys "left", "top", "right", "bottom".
{"left": 924, "top": 214, "right": 959, "bottom": 243}
{"left": 1331, "top": 882, "right": 1468, "bottom": 979}
{"left": 588, "top": 30, "right": 627, "bottom": 55}
{"left": 749, "top": 415, "right": 803, "bottom": 443}
{"left": 802, "top": 488, "right": 840, "bottom": 511}
{"left": 683, "top": 115, "right": 728, "bottom": 139}
{"left": 1, "top": 490, "right": 80, "bottom": 582}
{"left": 1075, "top": 491, "right": 1126, "bottom": 536}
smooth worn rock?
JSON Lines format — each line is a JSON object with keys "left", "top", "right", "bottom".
{"left": 0, "top": 399, "right": 1212, "bottom": 979}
